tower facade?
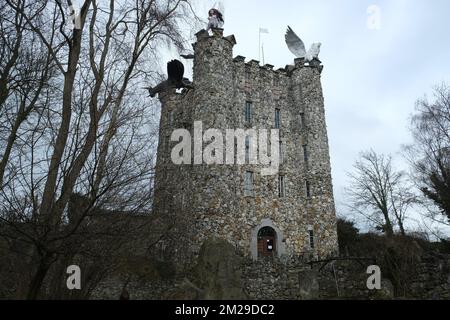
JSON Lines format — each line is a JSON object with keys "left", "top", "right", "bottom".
{"left": 153, "top": 30, "right": 338, "bottom": 268}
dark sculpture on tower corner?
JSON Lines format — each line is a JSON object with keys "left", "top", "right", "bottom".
{"left": 206, "top": 8, "right": 224, "bottom": 32}
{"left": 145, "top": 59, "right": 193, "bottom": 98}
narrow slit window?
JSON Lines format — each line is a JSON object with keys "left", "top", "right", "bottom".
{"left": 244, "top": 171, "right": 254, "bottom": 196}
{"left": 278, "top": 175, "right": 285, "bottom": 197}
{"left": 306, "top": 180, "right": 311, "bottom": 198}
{"left": 300, "top": 113, "right": 305, "bottom": 129}
{"left": 165, "top": 135, "right": 170, "bottom": 154}
{"left": 245, "top": 136, "right": 251, "bottom": 163}
{"left": 308, "top": 229, "right": 314, "bottom": 249}
{"left": 168, "top": 110, "right": 174, "bottom": 126}
{"left": 303, "top": 145, "right": 308, "bottom": 165}
{"left": 275, "top": 108, "right": 281, "bottom": 129}
{"left": 279, "top": 141, "right": 284, "bottom": 164}
{"left": 245, "top": 101, "right": 253, "bottom": 123}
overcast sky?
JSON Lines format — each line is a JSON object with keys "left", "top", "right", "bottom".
{"left": 179, "top": 0, "right": 450, "bottom": 234}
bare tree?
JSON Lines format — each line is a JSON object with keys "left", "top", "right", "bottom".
{"left": 405, "top": 83, "right": 450, "bottom": 226}
{"left": 345, "top": 150, "right": 415, "bottom": 236}
{"left": 0, "top": 1, "right": 57, "bottom": 187}
{"left": 0, "top": 0, "right": 199, "bottom": 299}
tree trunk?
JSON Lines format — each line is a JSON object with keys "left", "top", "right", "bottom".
{"left": 382, "top": 209, "right": 394, "bottom": 237}
{"left": 397, "top": 219, "right": 406, "bottom": 236}
{"left": 26, "top": 253, "right": 54, "bottom": 300}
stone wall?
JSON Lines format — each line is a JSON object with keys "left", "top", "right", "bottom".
{"left": 316, "top": 253, "right": 450, "bottom": 300}
{"left": 241, "top": 257, "right": 315, "bottom": 300}
{"left": 408, "top": 253, "right": 450, "bottom": 299}
{"left": 91, "top": 277, "right": 177, "bottom": 300}
{"left": 90, "top": 252, "right": 450, "bottom": 300}
{"left": 317, "top": 260, "right": 376, "bottom": 299}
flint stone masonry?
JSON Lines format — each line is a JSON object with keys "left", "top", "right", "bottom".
{"left": 153, "top": 30, "right": 339, "bottom": 270}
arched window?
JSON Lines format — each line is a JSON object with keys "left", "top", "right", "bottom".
{"left": 257, "top": 226, "right": 277, "bottom": 257}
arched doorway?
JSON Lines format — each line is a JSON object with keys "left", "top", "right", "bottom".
{"left": 257, "top": 226, "right": 276, "bottom": 257}
{"left": 251, "top": 219, "right": 285, "bottom": 260}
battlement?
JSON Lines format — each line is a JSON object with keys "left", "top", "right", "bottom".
{"left": 191, "top": 31, "right": 323, "bottom": 88}
{"left": 232, "top": 54, "right": 323, "bottom": 77}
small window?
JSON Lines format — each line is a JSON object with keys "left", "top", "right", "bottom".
{"left": 245, "top": 136, "right": 251, "bottom": 163}
{"left": 279, "top": 141, "right": 284, "bottom": 164}
{"left": 303, "top": 145, "right": 308, "bottom": 164}
{"left": 308, "top": 229, "right": 314, "bottom": 249}
{"left": 168, "top": 110, "right": 174, "bottom": 126}
{"left": 275, "top": 108, "right": 281, "bottom": 129}
{"left": 300, "top": 113, "right": 305, "bottom": 129}
{"left": 244, "top": 171, "right": 254, "bottom": 196}
{"left": 245, "top": 101, "right": 252, "bottom": 123}
{"left": 306, "top": 180, "right": 311, "bottom": 198}
{"left": 165, "top": 135, "right": 170, "bottom": 154}
{"left": 278, "top": 175, "right": 285, "bottom": 197}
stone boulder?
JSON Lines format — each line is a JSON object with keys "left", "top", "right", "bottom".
{"left": 298, "top": 270, "right": 319, "bottom": 299}
{"left": 192, "top": 237, "right": 247, "bottom": 300}
{"left": 369, "top": 279, "right": 394, "bottom": 300}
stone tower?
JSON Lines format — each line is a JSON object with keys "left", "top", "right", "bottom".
{"left": 153, "top": 29, "right": 338, "bottom": 269}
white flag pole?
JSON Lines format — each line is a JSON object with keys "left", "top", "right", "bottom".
{"left": 262, "top": 43, "right": 265, "bottom": 65}
{"left": 258, "top": 29, "right": 261, "bottom": 62}
{"left": 258, "top": 28, "right": 269, "bottom": 63}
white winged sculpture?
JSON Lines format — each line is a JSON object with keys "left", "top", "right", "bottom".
{"left": 285, "top": 26, "right": 321, "bottom": 62}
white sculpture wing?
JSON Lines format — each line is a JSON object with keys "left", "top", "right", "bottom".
{"left": 217, "top": 1, "right": 225, "bottom": 17}
{"left": 306, "top": 43, "right": 321, "bottom": 61}
{"left": 285, "top": 26, "right": 306, "bottom": 58}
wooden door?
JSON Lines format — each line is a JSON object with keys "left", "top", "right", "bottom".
{"left": 258, "top": 236, "right": 276, "bottom": 257}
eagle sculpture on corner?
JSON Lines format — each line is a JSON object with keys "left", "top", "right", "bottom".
{"left": 145, "top": 59, "right": 193, "bottom": 98}
{"left": 285, "top": 26, "right": 321, "bottom": 62}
